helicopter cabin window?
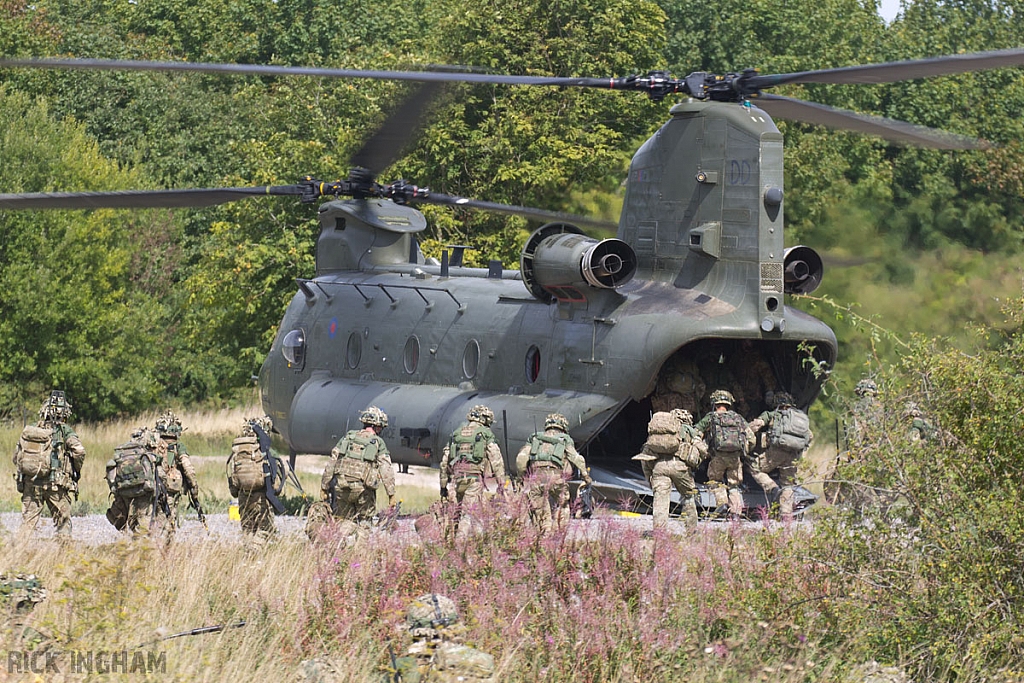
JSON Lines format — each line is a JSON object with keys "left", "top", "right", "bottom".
{"left": 282, "top": 329, "right": 306, "bottom": 371}
{"left": 525, "top": 345, "right": 541, "bottom": 384}
{"left": 404, "top": 336, "right": 420, "bottom": 374}
{"left": 346, "top": 332, "right": 361, "bottom": 369}
{"left": 462, "top": 339, "right": 480, "bottom": 379}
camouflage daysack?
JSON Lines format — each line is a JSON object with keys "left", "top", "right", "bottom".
{"left": 645, "top": 412, "right": 682, "bottom": 455}
{"left": 228, "top": 435, "right": 266, "bottom": 492}
{"left": 528, "top": 433, "right": 567, "bottom": 467}
{"left": 710, "top": 411, "right": 747, "bottom": 452}
{"left": 450, "top": 424, "right": 491, "bottom": 465}
{"left": 435, "top": 642, "right": 496, "bottom": 681}
{"left": 16, "top": 425, "right": 53, "bottom": 479}
{"left": 338, "top": 431, "right": 382, "bottom": 489}
{"left": 768, "top": 408, "right": 812, "bottom": 452}
{"left": 112, "top": 441, "right": 157, "bottom": 498}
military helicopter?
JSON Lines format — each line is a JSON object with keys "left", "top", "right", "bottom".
{"left": 2, "top": 48, "right": 1022, "bottom": 514}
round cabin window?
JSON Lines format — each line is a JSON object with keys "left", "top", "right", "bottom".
{"left": 404, "top": 336, "right": 420, "bottom": 374}
{"left": 346, "top": 332, "right": 361, "bottom": 369}
{"left": 525, "top": 345, "right": 541, "bottom": 384}
{"left": 462, "top": 339, "right": 480, "bottom": 379}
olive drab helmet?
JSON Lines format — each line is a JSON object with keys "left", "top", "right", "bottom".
{"left": 39, "top": 390, "right": 72, "bottom": 424}
{"left": 359, "top": 405, "right": 388, "bottom": 428}
{"left": 670, "top": 408, "right": 693, "bottom": 425}
{"left": 709, "top": 389, "right": 735, "bottom": 407}
{"left": 467, "top": 405, "right": 494, "bottom": 426}
{"left": 406, "top": 593, "right": 459, "bottom": 637}
{"left": 855, "top": 379, "right": 879, "bottom": 398}
{"left": 544, "top": 413, "right": 570, "bottom": 432}
{"left": 155, "top": 410, "right": 183, "bottom": 438}
{"left": 774, "top": 392, "right": 796, "bottom": 409}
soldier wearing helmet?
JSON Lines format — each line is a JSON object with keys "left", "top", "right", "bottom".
{"left": 229, "top": 416, "right": 288, "bottom": 547}
{"left": 385, "top": 594, "right": 495, "bottom": 682}
{"left": 313, "top": 405, "right": 396, "bottom": 538}
{"left": 694, "top": 389, "right": 752, "bottom": 518}
{"left": 439, "top": 405, "right": 508, "bottom": 540}
{"left": 904, "top": 402, "right": 937, "bottom": 445}
{"left": 13, "top": 391, "right": 86, "bottom": 540}
{"left": 515, "top": 413, "right": 593, "bottom": 534}
{"left": 746, "top": 391, "right": 813, "bottom": 519}
{"left": 846, "top": 378, "right": 883, "bottom": 451}
{"left": 153, "top": 410, "right": 199, "bottom": 537}
{"left": 104, "top": 427, "right": 170, "bottom": 537}
{"left": 634, "top": 408, "right": 707, "bottom": 531}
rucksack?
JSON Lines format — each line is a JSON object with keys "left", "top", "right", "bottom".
{"left": 16, "top": 425, "right": 54, "bottom": 479}
{"left": 768, "top": 408, "right": 811, "bottom": 452}
{"left": 338, "top": 431, "right": 382, "bottom": 488}
{"left": 528, "top": 433, "right": 567, "bottom": 467}
{"left": 450, "top": 425, "right": 491, "bottom": 465}
{"left": 645, "top": 412, "right": 683, "bottom": 455}
{"left": 710, "top": 411, "right": 747, "bottom": 452}
{"left": 112, "top": 441, "right": 157, "bottom": 499}
{"left": 228, "top": 435, "right": 267, "bottom": 492}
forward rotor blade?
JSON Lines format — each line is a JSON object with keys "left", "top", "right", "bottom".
{"left": 350, "top": 82, "right": 445, "bottom": 178}
{"left": 755, "top": 95, "right": 986, "bottom": 149}
{"left": 0, "top": 186, "right": 306, "bottom": 210}
{"left": 412, "top": 192, "right": 618, "bottom": 230}
{"left": 749, "top": 46, "right": 1024, "bottom": 88}
{"left": 0, "top": 57, "right": 616, "bottom": 88}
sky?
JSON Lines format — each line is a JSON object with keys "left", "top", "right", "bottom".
{"left": 878, "top": 0, "right": 902, "bottom": 22}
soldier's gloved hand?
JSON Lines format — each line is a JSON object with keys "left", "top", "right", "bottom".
{"left": 584, "top": 476, "right": 594, "bottom": 486}
{"left": 388, "top": 494, "right": 398, "bottom": 507}
{"left": 320, "top": 489, "right": 329, "bottom": 502}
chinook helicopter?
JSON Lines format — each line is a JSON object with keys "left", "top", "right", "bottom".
{"left": 2, "top": 48, "right": 1023, "bottom": 514}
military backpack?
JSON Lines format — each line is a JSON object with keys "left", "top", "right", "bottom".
{"left": 112, "top": 441, "right": 157, "bottom": 499}
{"left": 338, "top": 430, "right": 382, "bottom": 488}
{"left": 228, "top": 435, "right": 267, "bottom": 492}
{"left": 710, "top": 411, "right": 747, "bottom": 453}
{"left": 450, "top": 425, "right": 491, "bottom": 465}
{"left": 528, "top": 433, "right": 567, "bottom": 467}
{"left": 768, "top": 408, "right": 811, "bottom": 452}
{"left": 16, "top": 425, "right": 54, "bottom": 479}
{"left": 645, "top": 412, "right": 683, "bottom": 455}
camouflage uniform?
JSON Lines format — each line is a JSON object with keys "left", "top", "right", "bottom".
{"left": 634, "top": 409, "right": 706, "bottom": 530}
{"left": 747, "top": 393, "right": 813, "bottom": 518}
{"left": 313, "top": 406, "right": 396, "bottom": 537}
{"left": 105, "top": 429, "right": 170, "bottom": 537}
{"left": 734, "top": 340, "right": 778, "bottom": 418}
{"left": 847, "top": 379, "right": 881, "bottom": 450}
{"left": 155, "top": 411, "right": 198, "bottom": 536}
{"left": 227, "top": 417, "right": 283, "bottom": 546}
{"left": 694, "top": 390, "right": 752, "bottom": 517}
{"left": 650, "top": 355, "right": 706, "bottom": 416}
{"left": 386, "top": 594, "right": 495, "bottom": 682}
{"left": 515, "top": 413, "right": 592, "bottom": 534}
{"left": 13, "top": 393, "right": 86, "bottom": 539}
{"left": 439, "top": 405, "right": 508, "bottom": 540}
{"left": 0, "top": 574, "right": 47, "bottom": 614}
{"left": 905, "top": 403, "right": 936, "bottom": 444}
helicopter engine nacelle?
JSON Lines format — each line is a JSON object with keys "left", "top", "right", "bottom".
{"left": 521, "top": 223, "right": 637, "bottom": 303}
{"left": 783, "top": 245, "right": 824, "bottom": 295}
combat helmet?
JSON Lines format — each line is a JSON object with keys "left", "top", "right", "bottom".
{"left": 544, "top": 413, "right": 570, "bottom": 432}
{"left": 359, "top": 405, "right": 388, "bottom": 429}
{"left": 406, "top": 593, "right": 459, "bottom": 638}
{"left": 709, "top": 389, "right": 734, "bottom": 407}
{"left": 903, "top": 402, "right": 923, "bottom": 418}
{"left": 38, "top": 390, "right": 72, "bottom": 424}
{"left": 855, "top": 379, "right": 879, "bottom": 398}
{"left": 774, "top": 392, "right": 796, "bottom": 409}
{"left": 670, "top": 408, "right": 693, "bottom": 425}
{"left": 155, "top": 410, "right": 183, "bottom": 438}
{"left": 467, "top": 405, "right": 494, "bottom": 426}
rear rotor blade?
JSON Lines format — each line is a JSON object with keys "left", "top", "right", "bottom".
{"left": 412, "top": 192, "right": 618, "bottom": 230}
{"left": 755, "top": 95, "right": 986, "bottom": 149}
{"left": 749, "top": 46, "right": 1024, "bottom": 88}
{"left": 0, "top": 185, "right": 307, "bottom": 210}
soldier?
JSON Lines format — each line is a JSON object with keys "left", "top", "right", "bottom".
{"left": 905, "top": 402, "right": 936, "bottom": 445}
{"left": 313, "top": 406, "right": 397, "bottom": 537}
{"left": 515, "top": 413, "right": 593, "bottom": 535}
{"left": 746, "top": 392, "right": 813, "bottom": 519}
{"left": 227, "top": 416, "right": 285, "bottom": 547}
{"left": 12, "top": 391, "right": 86, "bottom": 540}
{"left": 154, "top": 411, "right": 200, "bottom": 535}
{"left": 386, "top": 594, "right": 495, "bottom": 682}
{"left": 105, "top": 428, "right": 170, "bottom": 536}
{"left": 847, "top": 379, "right": 882, "bottom": 449}
{"left": 634, "top": 409, "right": 707, "bottom": 531}
{"left": 439, "top": 405, "right": 508, "bottom": 540}
{"left": 694, "top": 389, "right": 752, "bottom": 518}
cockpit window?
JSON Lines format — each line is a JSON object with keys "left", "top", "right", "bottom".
{"left": 282, "top": 329, "right": 306, "bottom": 370}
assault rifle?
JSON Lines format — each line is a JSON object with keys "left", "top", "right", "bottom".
{"left": 136, "top": 620, "right": 246, "bottom": 648}
{"left": 252, "top": 423, "right": 285, "bottom": 515}
{"left": 578, "top": 481, "right": 595, "bottom": 519}
{"left": 186, "top": 485, "right": 208, "bottom": 529}
{"left": 376, "top": 501, "right": 402, "bottom": 532}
